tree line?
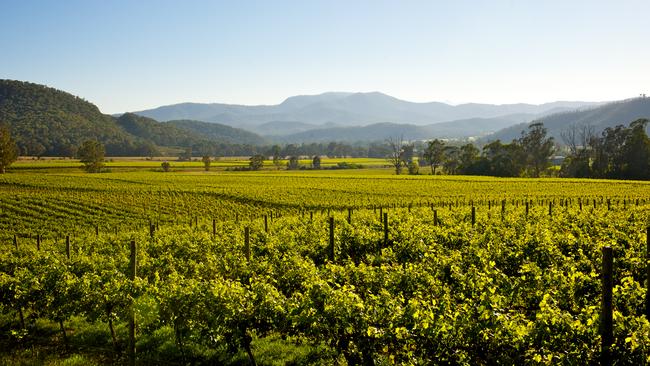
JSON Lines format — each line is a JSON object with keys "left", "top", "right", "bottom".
{"left": 399, "top": 118, "right": 650, "bottom": 180}
{"left": 392, "top": 122, "right": 555, "bottom": 178}
{"left": 2, "top": 118, "right": 650, "bottom": 180}
{"left": 560, "top": 118, "right": 650, "bottom": 180}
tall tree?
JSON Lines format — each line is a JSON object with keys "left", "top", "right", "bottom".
{"left": 312, "top": 155, "right": 321, "bottom": 169}
{"left": 287, "top": 156, "right": 300, "bottom": 170}
{"left": 270, "top": 145, "right": 282, "bottom": 170}
{"left": 78, "top": 140, "right": 105, "bottom": 173}
{"left": 442, "top": 146, "right": 461, "bottom": 175}
{"left": 458, "top": 143, "right": 480, "bottom": 174}
{"left": 519, "top": 122, "right": 554, "bottom": 177}
{"left": 621, "top": 118, "right": 650, "bottom": 179}
{"left": 386, "top": 136, "right": 405, "bottom": 175}
{"left": 560, "top": 124, "right": 594, "bottom": 157}
{"left": 560, "top": 124, "right": 594, "bottom": 178}
{"left": 0, "top": 124, "right": 18, "bottom": 173}
{"left": 202, "top": 155, "right": 211, "bottom": 171}
{"left": 401, "top": 144, "right": 415, "bottom": 166}
{"left": 591, "top": 125, "right": 629, "bottom": 178}
{"left": 423, "top": 139, "right": 446, "bottom": 174}
{"left": 249, "top": 154, "right": 265, "bottom": 170}
{"left": 483, "top": 140, "right": 524, "bottom": 177}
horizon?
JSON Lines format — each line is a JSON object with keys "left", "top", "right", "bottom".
{"left": 1, "top": 0, "right": 649, "bottom": 113}
{"left": 128, "top": 90, "right": 611, "bottom": 111}
{"left": 2, "top": 79, "right": 618, "bottom": 115}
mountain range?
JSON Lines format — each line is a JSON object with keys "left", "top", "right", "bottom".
{"left": 132, "top": 92, "right": 603, "bottom": 137}
{"left": 2, "top": 79, "right": 649, "bottom": 157}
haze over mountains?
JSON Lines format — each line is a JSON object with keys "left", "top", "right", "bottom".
{"left": 486, "top": 97, "right": 650, "bottom": 143}
{"left": 133, "top": 92, "right": 603, "bottom": 139}
{"left": 2, "top": 79, "right": 649, "bottom": 157}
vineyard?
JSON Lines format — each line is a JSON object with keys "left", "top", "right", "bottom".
{"left": 1, "top": 168, "right": 650, "bottom": 365}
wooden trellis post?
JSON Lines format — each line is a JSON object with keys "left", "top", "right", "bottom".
{"left": 600, "top": 246, "right": 613, "bottom": 366}
{"left": 128, "top": 240, "right": 137, "bottom": 366}
{"left": 329, "top": 217, "right": 335, "bottom": 262}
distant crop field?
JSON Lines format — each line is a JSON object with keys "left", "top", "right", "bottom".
{"left": 10, "top": 157, "right": 390, "bottom": 171}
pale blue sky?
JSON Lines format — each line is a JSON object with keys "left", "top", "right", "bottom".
{"left": 1, "top": 0, "right": 649, "bottom": 113}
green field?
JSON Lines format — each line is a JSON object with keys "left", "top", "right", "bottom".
{"left": 10, "top": 157, "right": 391, "bottom": 171}
{"left": 1, "top": 162, "right": 650, "bottom": 365}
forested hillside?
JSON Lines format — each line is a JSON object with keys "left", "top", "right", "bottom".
{"left": 487, "top": 98, "right": 650, "bottom": 142}
{"left": 166, "top": 119, "right": 267, "bottom": 145}
{"left": 0, "top": 80, "right": 266, "bottom": 156}
{"left": 277, "top": 115, "right": 531, "bottom": 143}
{"left": 0, "top": 80, "right": 142, "bottom": 156}
{"left": 115, "top": 113, "right": 200, "bottom": 147}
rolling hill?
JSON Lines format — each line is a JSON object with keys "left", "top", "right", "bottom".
{"left": 0, "top": 79, "right": 140, "bottom": 155}
{"left": 116, "top": 113, "right": 199, "bottom": 147}
{"left": 275, "top": 114, "right": 534, "bottom": 143}
{"left": 0, "top": 80, "right": 266, "bottom": 156}
{"left": 255, "top": 121, "right": 326, "bottom": 136}
{"left": 485, "top": 98, "right": 650, "bottom": 143}
{"left": 165, "top": 120, "right": 266, "bottom": 145}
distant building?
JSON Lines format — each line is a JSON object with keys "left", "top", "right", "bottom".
{"left": 551, "top": 155, "right": 565, "bottom": 165}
